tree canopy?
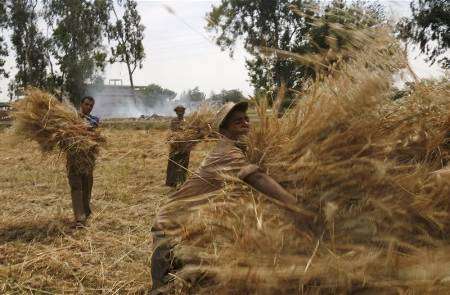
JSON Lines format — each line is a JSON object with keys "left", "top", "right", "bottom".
{"left": 209, "top": 89, "right": 245, "bottom": 103}
{"left": 140, "top": 83, "right": 176, "bottom": 107}
{"left": 44, "top": 0, "right": 110, "bottom": 104}
{"left": 180, "top": 86, "right": 206, "bottom": 103}
{"left": 0, "top": 0, "right": 8, "bottom": 79}
{"left": 207, "top": 0, "right": 385, "bottom": 99}
{"left": 8, "top": 0, "right": 50, "bottom": 96}
{"left": 1, "top": 0, "right": 146, "bottom": 104}
{"left": 107, "top": 0, "right": 145, "bottom": 88}
{"left": 397, "top": 0, "right": 449, "bottom": 68}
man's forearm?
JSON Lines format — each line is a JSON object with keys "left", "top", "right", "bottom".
{"left": 244, "top": 172, "right": 297, "bottom": 204}
{"left": 243, "top": 172, "right": 313, "bottom": 217}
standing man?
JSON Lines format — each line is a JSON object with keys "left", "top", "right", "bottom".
{"left": 165, "top": 105, "right": 190, "bottom": 187}
{"left": 151, "top": 101, "right": 303, "bottom": 292}
{"left": 67, "top": 96, "right": 100, "bottom": 228}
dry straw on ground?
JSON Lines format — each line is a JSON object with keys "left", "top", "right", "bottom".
{"left": 164, "top": 25, "right": 450, "bottom": 294}
{"left": 12, "top": 89, "right": 106, "bottom": 172}
{"left": 0, "top": 128, "right": 210, "bottom": 293}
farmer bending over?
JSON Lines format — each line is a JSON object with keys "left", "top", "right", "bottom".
{"left": 165, "top": 105, "right": 190, "bottom": 187}
{"left": 150, "top": 101, "right": 298, "bottom": 292}
{"left": 67, "top": 96, "right": 100, "bottom": 228}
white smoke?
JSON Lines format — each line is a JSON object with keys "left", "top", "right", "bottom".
{"left": 86, "top": 85, "right": 186, "bottom": 119}
{"left": 91, "top": 94, "right": 175, "bottom": 118}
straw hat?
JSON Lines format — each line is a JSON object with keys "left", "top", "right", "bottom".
{"left": 174, "top": 105, "right": 186, "bottom": 112}
{"left": 213, "top": 101, "right": 248, "bottom": 131}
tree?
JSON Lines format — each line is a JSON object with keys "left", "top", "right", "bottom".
{"left": 44, "top": 0, "right": 110, "bottom": 104}
{"left": 107, "top": 0, "right": 145, "bottom": 88}
{"left": 181, "top": 86, "right": 206, "bottom": 102}
{"left": 0, "top": 0, "right": 8, "bottom": 79}
{"left": 8, "top": 0, "right": 50, "bottom": 95}
{"left": 209, "top": 89, "right": 245, "bottom": 103}
{"left": 207, "top": 0, "right": 385, "bottom": 99}
{"left": 140, "top": 83, "right": 176, "bottom": 107}
{"left": 397, "top": 0, "right": 449, "bottom": 68}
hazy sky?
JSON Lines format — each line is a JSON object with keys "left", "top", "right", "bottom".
{"left": 0, "top": 0, "right": 446, "bottom": 102}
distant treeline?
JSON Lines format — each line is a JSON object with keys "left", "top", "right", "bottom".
{"left": 138, "top": 84, "right": 245, "bottom": 108}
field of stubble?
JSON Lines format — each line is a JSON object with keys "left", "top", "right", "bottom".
{"left": 0, "top": 126, "right": 210, "bottom": 294}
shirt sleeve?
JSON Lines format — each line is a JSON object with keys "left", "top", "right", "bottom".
{"left": 219, "top": 146, "right": 260, "bottom": 180}
{"left": 92, "top": 116, "right": 100, "bottom": 127}
{"left": 237, "top": 163, "right": 260, "bottom": 180}
{"left": 85, "top": 115, "right": 99, "bottom": 128}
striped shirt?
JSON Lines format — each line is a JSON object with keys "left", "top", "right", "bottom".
{"left": 82, "top": 114, "right": 100, "bottom": 128}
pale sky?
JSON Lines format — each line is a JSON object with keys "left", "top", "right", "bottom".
{"left": 104, "top": 0, "right": 251, "bottom": 97}
{"left": 0, "top": 0, "right": 446, "bottom": 102}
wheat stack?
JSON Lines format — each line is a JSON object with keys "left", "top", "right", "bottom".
{"left": 162, "top": 24, "right": 450, "bottom": 294}
{"left": 167, "top": 104, "right": 216, "bottom": 152}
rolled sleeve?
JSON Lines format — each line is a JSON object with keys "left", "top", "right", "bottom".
{"left": 237, "top": 164, "right": 260, "bottom": 180}
{"left": 222, "top": 147, "right": 260, "bottom": 180}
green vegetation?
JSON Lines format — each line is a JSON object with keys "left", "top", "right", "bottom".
{"left": 0, "top": 0, "right": 8, "bottom": 79}
{"left": 207, "top": 0, "right": 385, "bottom": 106}
{"left": 107, "top": 0, "right": 145, "bottom": 88}
{"left": 397, "top": 0, "right": 449, "bottom": 68}
{"left": 139, "top": 83, "right": 177, "bottom": 107}
{"left": 209, "top": 89, "right": 245, "bottom": 103}
{"left": 0, "top": 0, "right": 144, "bottom": 105}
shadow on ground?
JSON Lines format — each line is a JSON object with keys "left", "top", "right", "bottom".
{"left": 0, "top": 217, "right": 77, "bottom": 243}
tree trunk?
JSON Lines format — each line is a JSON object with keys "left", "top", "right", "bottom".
{"left": 127, "top": 62, "right": 134, "bottom": 89}
{"left": 126, "top": 61, "right": 136, "bottom": 105}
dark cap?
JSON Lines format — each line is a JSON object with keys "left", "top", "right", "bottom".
{"left": 174, "top": 105, "right": 186, "bottom": 112}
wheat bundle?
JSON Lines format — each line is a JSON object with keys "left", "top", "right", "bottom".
{"left": 162, "top": 25, "right": 450, "bottom": 294}
{"left": 167, "top": 105, "right": 216, "bottom": 152}
{"left": 380, "top": 80, "right": 450, "bottom": 166}
{"left": 12, "top": 88, "right": 105, "bottom": 172}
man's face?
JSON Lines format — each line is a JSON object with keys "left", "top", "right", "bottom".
{"left": 80, "top": 99, "right": 94, "bottom": 115}
{"left": 175, "top": 109, "right": 185, "bottom": 118}
{"left": 224, "top": 110, "right": 250, "bottom": 137}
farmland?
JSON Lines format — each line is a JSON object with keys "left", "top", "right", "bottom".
{"left": 0, "top": 125, "right": 210, "bottom": 293}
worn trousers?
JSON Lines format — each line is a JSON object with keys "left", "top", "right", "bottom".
{"left": 68, "top": 168, "right": 93, "bottom": 222}
{"left": 150, "top": 229, "right": 183, "bottom": 293}
{"left": 166, "top": 151, "right": 190, "bottom": 187}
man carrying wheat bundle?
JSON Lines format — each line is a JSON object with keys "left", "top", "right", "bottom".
{"left": 165, "top": 105, "right": 190, "bottom": 187}
{"left": 150, "top": 101, "right": 301, "bottom": 292}
{"left": 67, "top": 96, "right": 100, "bottom": 228}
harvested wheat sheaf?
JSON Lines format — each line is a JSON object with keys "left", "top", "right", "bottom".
{"left": 12, "top": 88, "right": 106, "bottom": 172}
{"left": 165, "top": 25, "right": 450, "bottom": 294}
{"left": 167, "top": 105, "right": 216, "bottom": 152}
